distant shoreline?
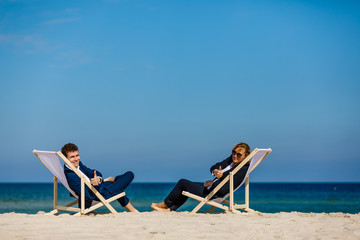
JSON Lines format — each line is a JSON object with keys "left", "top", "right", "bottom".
{"left": 1, "top": 181, "right": 360, "bottom": 184}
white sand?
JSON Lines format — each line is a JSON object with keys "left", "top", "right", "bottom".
{"left": 1, "top": 211, "right": 359, "bottom": 240}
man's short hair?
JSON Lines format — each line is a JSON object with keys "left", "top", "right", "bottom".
{"left": 61, "top": 143, "right": 78, "bottom": 158}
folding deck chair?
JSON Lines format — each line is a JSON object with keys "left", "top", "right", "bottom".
{"left": 182, "top": 148, "right": 271, "bottom": 214}
{"left": 33, "top": 150, "right": 126, "bottom": 215}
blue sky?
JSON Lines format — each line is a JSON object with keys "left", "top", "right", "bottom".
{"left": 0, "top": 0, "right": 359, "bottom": 183}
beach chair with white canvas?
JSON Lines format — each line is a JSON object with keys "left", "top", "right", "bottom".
{"left": 182, "top": 148, "right": 271, "bottom": 214}
{"left": 33, "top": 150, "right": 126, "bottom": 215}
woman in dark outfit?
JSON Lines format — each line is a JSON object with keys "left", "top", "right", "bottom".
{"left": 151, "top": 142, "right": 251, "bottom": 212}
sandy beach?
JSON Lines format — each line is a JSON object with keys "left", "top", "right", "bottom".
{"left": 0, "top": 211, "right": 359, "bottom": 240}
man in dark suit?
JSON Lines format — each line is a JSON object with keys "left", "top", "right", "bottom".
{"left": 62, "top": 143, "right": 138, "bottom": 212}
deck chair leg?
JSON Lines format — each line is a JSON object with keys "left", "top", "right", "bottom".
{"left": 229, "top": 172, "right": 234, "bottom": 212}
{"left": 231, "top": 209, "right": 246, "bottom": 215}
{"left": 192, "top": 201, "right": 207, "bottom": 213}
{"left": 47, "top": 177, "right": 59, "bottom": 215}
{"left": 81, "top": 177, "right": 85, "bottom": 215}
{"left": 45, "top": 200, "right": 78, "bottom": 215}
{"left": 47, "top": 210, "right": 60, "bottom": 215}
{"left": 207, "top": 206, "right": 216, "bottom": 213}
{"left": 245, "top": 177, "right": 249, "bottom": 209}
{"left": 53, "top": 176, "right": 58, "bottom": 211}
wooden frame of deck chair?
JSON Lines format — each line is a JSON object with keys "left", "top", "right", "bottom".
{"left": 182, "top": 148, "right": 271, "bottom": 214}
{"left": 33, "top": 150, "right": 126, "bottom": 215}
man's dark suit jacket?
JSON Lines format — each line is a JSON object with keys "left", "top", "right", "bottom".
{"left": 64, "top": 161, "right": 104, "bottom": 208}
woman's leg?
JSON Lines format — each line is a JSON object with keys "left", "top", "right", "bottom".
{"left": 152, "top": 179, "right": 206, "bottom": 211}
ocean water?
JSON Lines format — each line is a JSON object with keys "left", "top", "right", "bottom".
{"left": 0, "top": 183, "right": 359, "bottom": 214}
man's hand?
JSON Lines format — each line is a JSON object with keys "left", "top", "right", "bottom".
{"left": 204, "top": 180, "right": 213, "bottom": 188}
{"left": 91, "top": 170, "right": 101, "bottom": 186}
{"left": 212, "top": 166, "right": 223, "bottom": 179}
{"left": 104, "top": 177, "right": 115, "bottom": 182}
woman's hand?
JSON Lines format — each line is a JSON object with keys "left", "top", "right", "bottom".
{"left": 204, "top": 180, "right": 213, "bottom": 188}
{"left": 212, "top": 166, "right": 223, "bottom": 179}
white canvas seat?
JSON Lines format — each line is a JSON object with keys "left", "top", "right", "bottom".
{"left": 33, "top": 150, "right": 126, "bottom": 215}
{"left": 182, "top": 148, "right": 271, "bottom": 214}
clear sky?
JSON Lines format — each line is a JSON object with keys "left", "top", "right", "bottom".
{"left": 1, "top": 0, "right": 359, "bottom": 183}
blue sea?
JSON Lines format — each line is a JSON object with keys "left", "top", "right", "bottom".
{"left": 0, "top": 183, "right": 359, "bottom": 214}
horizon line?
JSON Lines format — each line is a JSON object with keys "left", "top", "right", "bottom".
{"left": 1, "top": 181, "right": 359, "bottom": 184}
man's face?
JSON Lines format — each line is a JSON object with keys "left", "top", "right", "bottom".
{"left": 67, "top": 150, "right": 80, "bottom": 168}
